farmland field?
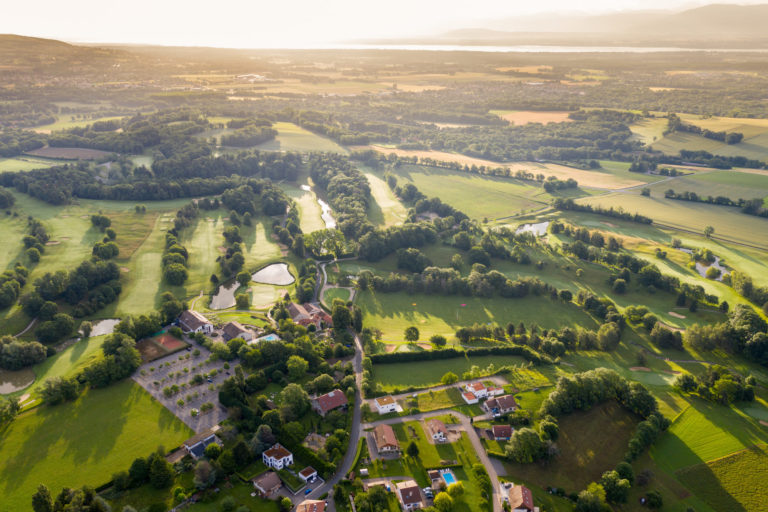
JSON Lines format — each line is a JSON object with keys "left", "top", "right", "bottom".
{"left": 646, "top": 169, "right": 768, "bottom": 202}
{"left": 25, "top": 146, "right": 114, "bottom": 160}
{"left": 31, "top": 114, "right": 127, "bottom": 134}
{"left": 0, "top": 156, "right": 55, "bottom": 172}
{"left": 490, "top": 110, "right": 573, "bottom": 125}
{"left": 0, "top": 380, "right": 193, "bottom": 511}
{"left": 255, "top": 121, "right": 347, "bottom": 153}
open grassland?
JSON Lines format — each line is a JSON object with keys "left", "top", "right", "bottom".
{"left": 578, "top": 192, "right": 768, "bottom": 249}
{"left": 501, "top": 401, "right": 638, "bottom": 491}
{"left": 0, "top": 380, "right": 193, "bottom": 511}
{"left": 0, "top": 156, "right": 55, "bottom": 172}
{"left": 651, "top": 398, "right": 768, "bottom": 473}
{"left": 360, "top": 168, "right": 408, "bottom": 227}
{"left": 676, "top": 444, "right": 768, "bottom": 512}
{"left": 31, "top": 114, "right": 127, "bottom": 134}
{"left": 322, "top": 287, "right": 351, "bottom": 307}
{"left": 357, "top": 290, "right": 600, "bottom": 341}
{"left": 647, "top": 169, "right": 768, "bottom": 202}
{"left": 182, "top": 210, "right": 228, "bottom": 293}
{"left": 490, "top": 110, "right": 573, "bottom": 125}
{"left": 255, "top": 122, "right": 347, "bottom": 153}
{"left": 358, "top": 146, "right": 656, "bottom": 190}
{"left": 242, "top": 217, "right": 284, "bottom": 263}
{"left": 371, "top": 355, "right": 551, "bottom": 392}
{"left": 629, "top": 117, "right": 668, "bottom": 145}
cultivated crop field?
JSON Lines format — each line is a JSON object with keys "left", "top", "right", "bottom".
{"left": 646, "top": 169, "right": 768, "bottom": 203}
{"left": 490, "top": 109, "right": 573, "bottom": 125}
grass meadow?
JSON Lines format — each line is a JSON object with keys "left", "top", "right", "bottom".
{"left": 0, "top": 380, "right": 193, "bottom": 511}
{"left": 0, "top": 156, "right": 56, "bottom": 172}
{"left": 255, "top": 122, "right": 347, "bottom": 153}
{"left": 360, "top": 168, "right": 409, "bottom": 227}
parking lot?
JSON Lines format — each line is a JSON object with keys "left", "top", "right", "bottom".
{"left": 132, "top": 341, "right": 231, "bottom": 432}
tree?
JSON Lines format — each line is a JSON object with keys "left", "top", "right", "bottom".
{"left": 31, "top": 484, "right": 53, "bottom": 512}
{"left": 279, "top": 383, "right": 310, "bottom": 421}
{"left": 26, "top": 247, "right": 41, "bottom": 263}
{"left": 80, "top": 320, "right": 93, "bottom": 338}
{"left": 129, "top": 457, "right": 150, "bottom": 485}
{"left": 615, "top": 461, "right": 634, "bottom": 485}
{"left": 447, "top": 482, "right": 465, "bottom": 497}
{"left": 193, "top": 460, "right": 216, "bottom": 489}
{"left": 404, "top": 326, "right": 420, "bottom": 343}
{"left": 148, "top": 454, "right": 174, "bottom": 488}
{"left": 235, "top": 293, "right": 250, "bottom": 310}
{"left": 279, "top": 497, "right": 293, "bottom": 512}
{"left": 576, "top": 483, "right": 607, "bottom": 512}
{"left": 646, "top": 490, "right": 663, "bottom": 509}
{"left": 505, "top": 428, "right": 544, "bottom": 463}
{"left": 204, "top": 443, "right": 222, "bottom": 460}
{"left": 434, "top": 492, "right": 453, "bottom": 512}
{"left": 430, "top": 334, "right": 447, "bottom": 347}
{"left": 406, "top": 440, "right": 419, "bottom": 458}
{"left": 441, "top": 372, "right": 459, "bottom": 385}
{"left": 597, "top": 322, "right": 620, "bottom": 351}
{"left": 286, "top": 355, "right": 309, "bottom": 381}
{"left": 704, "top": 225, "right": 714, "bottom": 238}
{"left": 600, "top": 470, "right": 630, "bottom": 503}
{"left": 236, "top": 270, "right": 251, "bottom": 287}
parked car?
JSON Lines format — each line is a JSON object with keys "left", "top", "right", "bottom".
{"left": 305, "top": 488, "right": 312, "bottom": 495}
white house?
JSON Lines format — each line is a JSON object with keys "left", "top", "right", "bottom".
{"left": 397, "top": 480, "right": 424, "bottom": 510}
{"left": 178, "top": 310, "right": 213, "bottom": 334}
{"left": 465, "top": 381, "right": 488, "bottom": 399}
{"left": 486, "top": 386, "right": 505, "bottom": 397}
{"left": 299, "top": 466, "right": 318, "bottom": 483}
{"left": 374, "top": 396, "right": 397, "bottom": 414}
{"left": 263, "top": 443, "right": 293, "bottom": 470}
{"left": 461, "top": 391, "right": 479, "bottom": 404}
{"left": 426, "top": 419, "right": 447, "bottom": 442}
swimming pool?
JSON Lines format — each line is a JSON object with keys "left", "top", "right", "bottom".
{"left": 442, "top": 471, "right": 457, "bottom": 486}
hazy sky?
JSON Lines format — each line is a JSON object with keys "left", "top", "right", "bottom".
{"left": 1, "top": 0, "right": 763, "bottom": 48}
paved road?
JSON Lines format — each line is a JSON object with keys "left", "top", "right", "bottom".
{"left": 363, "top": 408, "right": 503, "bottom": 512}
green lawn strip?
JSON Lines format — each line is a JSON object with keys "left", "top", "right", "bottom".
{"left": 359, "top": 167, "right": 408, "bottom": 227}
{"left": 277, "top": 468, "right": 305, "bottom": 492}
{"left": 0, "top": 380, "right": 193, "bottom": 511}
{"left": 279, "top": 182, "right": 326, "bottom": 233}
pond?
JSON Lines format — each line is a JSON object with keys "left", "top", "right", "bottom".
{"left": 677, "top": 248, "right": 727, "bottom": 281}
{"left": 209, "top": 281, "right": 240, "bottom": 310}
{"left": 252, "top": 263, "right": 295, "bottom": 286}
{"left": 515, "top": 221, "right": 550, "bottom": 236}
{"left": 0, "top": 367, "right": 35, "bottom": 394}
{"left": 301, "top": 184, "right": 336, "bottom": 229}
{"left": 89, "top": 318, "right": 120, "bottom": 337}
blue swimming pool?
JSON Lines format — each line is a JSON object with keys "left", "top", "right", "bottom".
{"left": 442, "top": 471, "right": 457, "bottom": 485}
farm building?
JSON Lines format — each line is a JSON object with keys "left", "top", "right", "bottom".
{"left": 492, "top": 425, "right": 513, "bottom": 441}
{"left": 182, "top": 428, "right": 220, "bottom": 459}
{"left": 311, "top": 389, "right": 348, "bottom": 416}
{"left": 252, "top": 471, "right": 282, "bottom": 498}
{"left": 263, "top": 443, "right": 293, "bottom": 470}
{"left": 374, "top": 395, "right": 398, "bottom": 414}
{"left": 426, "top": 419, "right": 447, "bottom": 442}
{"left": 178, "top": 310, "right": 213, "bottom": 334}
{"left": 222, "top": 321, "right": 253, "bottom": 341}
{"left": 296, "top": 500, "right": 326, "bottom": 512}
{"left": 396, "top": 480, "right": 425, "bottom": 510}
{"left": 483, "top": 394, "right": 518, "bottom": 417}
{"left": 461, "top": 391, "right": 479, "bottom": 404}
{"left": 373, "top": 424, "right": 400, "bottom": 454}
{"left": 286, "top": 302, "right": 332, "bottom": 329}
{"left": 299, "top": 466, "right": 318, "bottom": 483}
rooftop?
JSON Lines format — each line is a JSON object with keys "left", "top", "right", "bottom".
{"left": 509, "top": 485, "right": 535, "bottom": 511}
{"left": 252, "top": 471, "right": 281, "bottom": 491}
{"left": 314, "top": 389, "right": 348, "bottom": 413}
{"left": 374, "top": 424, "right": 399, "bottom": 448}
{"left": 300, "top": 466, "right": 317, "bottom": 477}
{"left": 296, "top": 500, "right": 326, "bottom": 512}
{"left": 264, "top": 443, "right": 292, "bottom": 460}
{"left": 376, "top": 396, "right": 395, "bottom": 406}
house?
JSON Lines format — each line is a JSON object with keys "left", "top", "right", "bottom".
{"left": 492, "top": 425, "right": 513, "bottom": 441}
{"left": 428, "top": 470, "right": 443, "bottom": 491}
{"left": 222, "top": 321, "right": 253, "bottom": 342}
{"left": 396, "top": 480, "right": 424, "bottom": 510}
{"left": 426, "top": 419, "right": 447, "bottom": 442}
{"left": 299, "top": 466, "right": 318, "bottom": 483}
{"left": 263, "top": 443, "right": 293, "bottom": 470}
{"left": 178, "top": 310, "right": 213, "bottom": 334}
{"left": 311, "top": 390, "right": 348, "bottom": 417}
{"left": 374, "top": 396, "right": 398, "bottom": 414}
{"left": 296, "top": 500, "right": 326, "bottom": 512}
{"left": 483, "top": 394, "right": 518, "bottom": 417}
{"left": 487, "top": 386, "right": 505, "bottom": 397}
{"left": 465, "top": 381, "right": 488, "bottom": 399}
{"left": 182, "top": 428, "right": 219, "bottom": 459}
{"left": 286, "top": 302, "right": 332, "bottom": 330}
{"left": 373, "top": 424, "right": 400, "bottom": 454}
{"left": 252, "top": 471, "right": 282, "bottom": 498}
{"left": 461, "top": 391, "right": 479, "bottom": 404}
{"left": 509, "top": 485, "right": 538, "bottom": 512}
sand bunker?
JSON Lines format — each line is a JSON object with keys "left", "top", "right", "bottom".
{"left": 45, "top": 240, "right": 61, "bottom": 245}
{"left": 120, "top": 267, "right": 130, "bottom": 272}
{"left": 668, "top": 311, "right": 686, "bottom": 319}
{"left": 630, "top": 367, "right": 651, "bottom": 372}
{"left": 761, "top": 420, "right": 768, "bottom": 427}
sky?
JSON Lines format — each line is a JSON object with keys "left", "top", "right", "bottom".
{"left": 1, "top": 0, "right": 764, "bottom": 48}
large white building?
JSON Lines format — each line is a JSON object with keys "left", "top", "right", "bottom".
{"left": 374, "top": 396, "right": 398, "bottom": 414}
{"left": 262, "top": 443, "right": 293, "bottom": 470}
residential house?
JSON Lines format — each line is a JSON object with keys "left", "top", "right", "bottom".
{"left": 252, "top": 471, "right": 282, "bottom": 498}
{"left": 483, "top": 394, "right": 518, "bottom": 417}
{"left": 509, "top": 485, "right": 538, "bottom": 512}
{"left": 299, "top": 467, "right": 318, "bottom": 483}
{"left": 178, "top": 310, "right": 213, "bottom": 334}
{"left": 262, "top": 443, "right": 293, "bottom": 470}
{"left": 465, "top": 381, "right": 488, "bottom": 399}
{"left": 426, "top": 419, "right": 447, "bottom": 442}
{"left": 486, "top": 386, "right": 504, "bottom": 397}
{"left": 491, "top": 425, "right": 513, "bottom": 441}
{"left": 461, "top": 391, "right": 479, "bottom": 404}
{"left": 396, "top": 480, "right": 424, "bottom": 510}
{"left": 374, "top": 396, "right": 398, "bottom": 414}
{"left": 286, "top": 302, "right": 332, "bottom": 330}
{"left": 182, "top": 429, "right": 219, "bottom": 459}
{"left": 373, "top": 424, "right": 400, "bottom": 454}
{"left": 428, "top": 470, "right": 443, "bottom": 491}
{"left": 296, "top": 500, "right": 326, "bottom": 512}
{"left": 222, "top": 321, "right": 253, "bottom": 342}
{"left": 311, "top": 389, "right": 348, "bottom": 417}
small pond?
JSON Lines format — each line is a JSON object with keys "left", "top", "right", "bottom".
{"left": 89, "top": 318, "right": 120, "bottom": 337}
{"left": 0, "top": 368, "right": 35, "bottom": 394}
{"left": 515, "top": 221, "right": 550, "bottom": 237}
{"left": 252, "top": 263, "right": 295, "bottom": 286}
{"left": 209, "top": 281, "right": 239, "bottom": 310}
{"left": 677, "top": 248, "right": 727, "bottom": 281}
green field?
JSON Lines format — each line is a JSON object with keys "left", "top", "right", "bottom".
{"left": 0, "top": 380, "right": 193, "bottom": 511}
{"left": 361, "top": 169, "right": 409, "bottom": 227}
{"left": 646, "top": 169, "right": 768, "bottom": 203}
{"left": 280, "top": 182, "right": 326, "bottom": 233}
{"left": 372, "top": 355, "right": 551, "bottom": 392}
{"left": 322, "top": 287, "right": 352, "bottom": 307}
{"left": 629, "top": 117, "right": 668, "bottom": 145}
{"left": 32, "top": 114, "right": 127, "bottom": 134}
{"left": 0, "top": 156, "right": 56, "bottom": 172}
{"left": 676, "top": 444, "right": 768, "bottom": 512}
{"left": 255, "top": 122, "right": 347, "bottom": 153}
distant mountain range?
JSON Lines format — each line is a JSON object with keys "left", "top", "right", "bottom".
{"left": 367, "top": 4, "right": 768, "bottom": 48}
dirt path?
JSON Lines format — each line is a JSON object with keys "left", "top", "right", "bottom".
{"left": 15, "top": 318, "right": 37, "bottom": 337}
{"left": 189, "top": 290, "right": 204, "bottom": 311}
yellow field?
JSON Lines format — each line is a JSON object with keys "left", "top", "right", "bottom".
{"left": 491, "top": 110, "right": 573, "bottom": 125}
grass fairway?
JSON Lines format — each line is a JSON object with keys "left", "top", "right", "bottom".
{"left": 372, "top": 355, "right": 551, "bottom": 392}
{"left": 501, "top": 401, "right": 638, "bottom": 491}
{"left": 0, "top": 380, "right": 193, "bottom": 511}
{"left": 322, "top": 287, "right": 352, "bottom": 307}
{"left": 255, "top": 122, "right": 347, "bottom": 153}
{"left": 357, "top": 290, "right": 599, "bottom": 341}
{"left": 361, "top": 168, "right": 408, "bottom": 227}
{"left": 183, "top": 210, "right": 228, "bottom": 293}
{"left": 676, "top": 444, "right": 768, "bottom": 512}
{"left": 0, "top": 156, "right": 55, "bottom": 172}
{"left": 629, "top": 117, "right": 668, "bottom": 145}
{"left": 651, "top": 398, "right": 768, "bottom": 473}
{"left": 280, "top": 183, "right": 326, "bottom": 233}
{"left": 31, "top": 114, "right": 127, "bottom": 134}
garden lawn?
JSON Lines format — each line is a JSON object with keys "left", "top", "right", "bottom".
{"left": 322, "top": 287, "right": 351, "bottom": 307}
{"left": 0, "top": 380, "right": 193, "bottom": 511}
